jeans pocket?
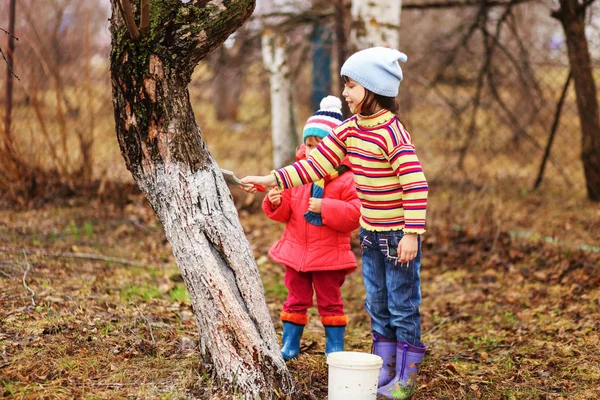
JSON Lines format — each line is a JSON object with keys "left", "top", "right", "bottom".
{"left": 359, "top": 230, "right": 374, "bottom": 255}
{"left": 378, "top": 232, "right": 407, "bottom": 267}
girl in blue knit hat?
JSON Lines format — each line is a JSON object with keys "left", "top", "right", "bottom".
{"left": 262, "top": 96, "right": 361, "bottom": 361}
{"left": 242, "top": 47, "right": 428, "bottom": 399}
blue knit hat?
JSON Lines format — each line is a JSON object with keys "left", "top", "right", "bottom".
{"left": 340, "top": 47, "right": 408, "bottom": 97}
{"left": 302, "top": 96, "right": 344, "bottom": 143}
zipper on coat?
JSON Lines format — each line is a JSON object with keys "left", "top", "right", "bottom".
{"left": 299, "top": 204, "right": 310, "bottom": 271}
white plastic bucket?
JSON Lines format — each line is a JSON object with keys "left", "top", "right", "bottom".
{"left": 327, "top": 351, "right": 383, "bottom": 400}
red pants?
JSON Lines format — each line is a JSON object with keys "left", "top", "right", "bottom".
{"left": 282, "top": 267, "right": 347, "bottom": 324}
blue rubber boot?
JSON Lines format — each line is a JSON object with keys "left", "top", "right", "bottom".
{"left": 372, "top": 333, "right": 397, "bottom": 387}
{"left": 377, "top": 341, "right": 426, "bottom": 399}
{"left": 324, "top": 326, "right": 345, "bottom": 356}
{"left": 281, "top": 322, "right": 305, "bottom": 361}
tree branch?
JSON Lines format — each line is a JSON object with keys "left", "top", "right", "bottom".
{"left": 119, "top": 0, "right": 140, "bottom": 41}
{"left": 139, "top": 0, "right": 150, "bottom": 35}
{"left": 22, "top": 250, "right": 36, "bottom": 306}
{"left": 0, "top": 48, "right": 19, "bottom": 80}
{"left": 184, "top": 1, "right": 257, "bottom": 68}
{"left": 578, "top": 0, "right": 597, "bottom": 12}
{"left": 534, "top": 72, "right": 572, "bottom": 189}
{"left": 0, "top": 27, "right": 18, "bottom": 39}
{"left": 550, "top": 0, "right": 596, "bottom": 19}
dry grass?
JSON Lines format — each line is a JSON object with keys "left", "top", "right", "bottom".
{"left": 1, "top": 178, "right": 599, "bottom": 399}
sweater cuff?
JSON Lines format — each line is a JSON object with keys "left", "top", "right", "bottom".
{"left": 272, "top": 170, "right": 284, "bottom": 191}
{"left": 403, "top": 229, "right": 425, "bottom": 235}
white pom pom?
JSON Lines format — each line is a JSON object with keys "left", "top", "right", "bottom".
{"left": 320, "top": 96, "right": 342, "bottom": 112}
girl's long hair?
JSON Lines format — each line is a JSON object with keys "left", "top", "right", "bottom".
{"left": 342, "top": 75, "right": 400, "bottom": 116}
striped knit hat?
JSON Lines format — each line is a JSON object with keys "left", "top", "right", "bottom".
{"left": 302, "top": 96, "right": 344, "bottom": 143}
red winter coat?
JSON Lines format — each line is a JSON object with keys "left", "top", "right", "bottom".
{"left": 263, "top": 146, "right": 361, "bottom": 273}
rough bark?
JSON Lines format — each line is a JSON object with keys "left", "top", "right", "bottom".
{"left": 350, "top": 0, "right": 402, "bottom": 49}
{"left": 555, "top": 0, "right": 600, "bottom": 201}
{"left": 109, "top": 1, "right": 294, "bottom": 397}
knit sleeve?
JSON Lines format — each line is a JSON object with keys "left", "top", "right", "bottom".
{"left": 386, "top": 128, "right": 428, "bottom": 234}
{"left": 275, "top": 131, "right": 347, "bottom": 189}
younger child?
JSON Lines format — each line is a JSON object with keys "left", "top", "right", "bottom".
{"left": 263, "top": 96, "right": 361, "bottom": 360}
{"left": 242, "top": 48, "right": 428, "bottom": 399}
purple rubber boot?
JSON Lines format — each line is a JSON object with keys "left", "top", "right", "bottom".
{"left": 372, "top": 333, "right": 397, "bottom": 387}
{"left": 377, "top": 341, "right": 426, "bottom": 399}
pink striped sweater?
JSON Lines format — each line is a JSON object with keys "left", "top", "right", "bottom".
{"left": 275, "top": 109, "right": 428, "bottom": 234}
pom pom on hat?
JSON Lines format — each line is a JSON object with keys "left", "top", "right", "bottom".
{"left": 319, "top": 95, "right": 343, "bottom": 112}
{"left": 302, "top": 96, "right": 344, "bottom": 143}
{"left": 341, "top": 47, "right": 408, "bottom": 97}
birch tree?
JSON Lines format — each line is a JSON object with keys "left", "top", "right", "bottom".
{"left": 350, "top": 0, "right": 402, "bottom": 49}
{"left": 109, "top": 1, "right": 294, "bottom": 397}
{"left": 257, "top": 0, "right": 300, "bottom": 169}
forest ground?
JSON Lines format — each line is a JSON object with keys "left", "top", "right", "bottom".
{"left": 1, "top": 175, "right": 599, "bottom": 399}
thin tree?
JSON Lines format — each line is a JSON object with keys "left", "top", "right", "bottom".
{"left": 109, "top": 1, "right": 294, "bottom": 397}
{"left": 552, "top": 0, "right": 600, "bottom": 201}
{"left": 2, "top": 0, "right": 18, "bottom": 173}
{"left": 350, "top": 0, "right": 402, "bottom": 49}
{"left": 258, "top": 0, "right": 299, "bottom": 169}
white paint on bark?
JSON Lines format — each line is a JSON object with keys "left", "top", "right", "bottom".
{"left": 135, "top": 154, "right": 289, "bottom": 395}
{"left": 351, "top": 0, "right": 402, "bottom": 49}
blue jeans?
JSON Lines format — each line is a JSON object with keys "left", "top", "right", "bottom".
{"left": 359, "top": 228, "right": 422, "bottom": 345}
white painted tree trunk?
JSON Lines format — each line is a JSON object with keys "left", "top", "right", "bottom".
{"left": 351, "top": 0, "right": 402, "bottom": 49}
{"left": 109, "top": 1, "right": 295, "bottom": 397}
{"left": 261, "top": 29, "right": 297, "bottom": 168}
{"left": 137, "top": 157, "right": 291, "bottom": 396}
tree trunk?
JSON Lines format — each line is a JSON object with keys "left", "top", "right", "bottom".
{"left": 212, "top": 27, "right": 250, "bottom": 121}
{"left": 556, "top": 0, "right": 600, "bottom": 201}
{"left": 334, "top": 0, "right": 351, "bottom": 118}
{"left": 261, "top": 28, "right": 297, "bottom": 168}
{"left": 2, "top": 0, "right": 18, "bottom": 173}
{"left": 108, "top": 1, "right": 294, "bottom": 397}
{"left": 311, "top": 26, "right": 332, "bottom": 111}
{"left": 350, "top": 0, "right": 402, "bottom": 50}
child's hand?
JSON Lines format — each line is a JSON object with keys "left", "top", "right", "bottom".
{"left": 398, "top": 234, "right": 418, "bottom": 263}
{"left": 308, "top": 198, "right": 322, "bottom": 214}
{"left": 240, "top": 175, "right": 276, "bottom": 193}
{"left": 268, "top": 188, "right": 282, "bottom": 207}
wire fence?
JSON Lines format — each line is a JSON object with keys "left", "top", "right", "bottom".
{"left": 396, "top": 2, "right": 600, "bottom": 191}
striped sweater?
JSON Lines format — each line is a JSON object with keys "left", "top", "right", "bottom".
{"left": 275, "top": 109, "right": 428, "bottom": 234}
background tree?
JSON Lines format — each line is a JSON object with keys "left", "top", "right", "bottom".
{"left": 350, "top": 0, "right": 402, "bottom": 49}
{"left": 257, "top": 0, "right": 301, "bottom": 169}
{"left": 211, "top": 27, "right": 254, "bottom": 122}
{"left": 109, "top": 0, "right": 293, "bottom": 397}
{"left": 553, "top": 0, "right": 600, "bottom": 201}
{"left": 1, "top": 0, "right": 18, "bottom": 187}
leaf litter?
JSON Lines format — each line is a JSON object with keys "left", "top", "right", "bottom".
{"left": 0, "top": 184, "right": 598, "bottom": 400}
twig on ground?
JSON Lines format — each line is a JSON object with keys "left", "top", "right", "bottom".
{"left": 423, "top": 317, "right": 450, "bottom": 337}
{"left": 22, "top": 250, "right": 36, "bottom": 306}
{"left": 0, "top": 247, "right": 139, "bottom": 266}
{"left": 490, "top": 221, "right": 502, "bottom": 253}
{"left": 132, "top": 303, "right": 156, "bottom": 345}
